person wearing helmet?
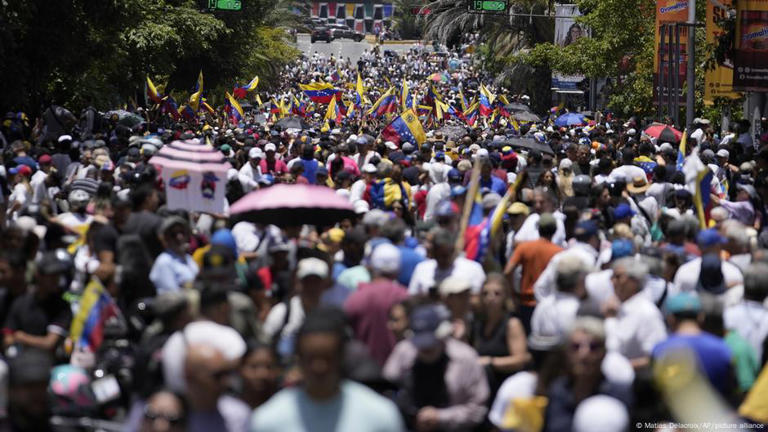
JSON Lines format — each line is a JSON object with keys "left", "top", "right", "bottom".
{"left": 55, "top": 185, "right": 94, "bottom": 254}
{"left": 563, "top": 174, "right": 593, "bottom": 210}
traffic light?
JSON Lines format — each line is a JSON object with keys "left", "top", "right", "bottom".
{"left": 208, "top": 0, "right": 241, "bottom": 11}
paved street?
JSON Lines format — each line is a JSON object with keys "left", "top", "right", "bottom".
{"left": 296, "top": 34, "right": 425, "bottom": 62}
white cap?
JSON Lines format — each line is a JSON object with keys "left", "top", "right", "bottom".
{"left": 572, "top": 395, "right": 629, "bottom": 432}
{"left": 659, "top": 142, "right": 674, "bottom": 153}
{"left": 370, "top": 243, "right": 401, "bottom": 274}
{"left": 476, "top": 148, "right": 489, "bottom": 158}
{"left": 384, "top": 141, "right": 397, "bottom": 150}
{"left": 627, "top": 128, "right": 637, "bottom": 135}
{"left": 716, "top": 149, "right": 729, "bottom": 159}
{"left": 362, "top": 163, "right": 378, "bottom": 174}
{"left": 439, "top": 276, "right": 472, "bottom": 296}
{"left": 559, "top": 158, "right": 573, "bottom": 170}
{"left": 58, "top": 134, "right": 73, "bottom": 143}
{"left": 249, "top": 147, "right": 264, "bottom": 159}
{"left": 264, "top": 143, "right": 277, "bottom": 152}
{"left": 296, "top": 257, "right": 329, "bottom": 279}
{"left": 353, "top": 199, "right": 370, "bottom": 214}
{"left": 362, "top": 209, "right": 389, "bottom": 226}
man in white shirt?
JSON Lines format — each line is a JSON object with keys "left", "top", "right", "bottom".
{"left": 408, "top": 228, "right": 485, "bottom": 296}
{"left": 514, "top": 187, "right": 566, "bottom": 247}
{"left": 723, "top": 263, "right": 768, "bottom": 362}
{"left": 238, "top": 147, "right": 263, "bottom": 192}
{"left": 604, "top": 257, "right": 667, "bottom": 369}
{"left": 530, "top": 254, "right": 589, "bottom": 342}
{"left": 349, "top": 163, "right": 378, "bottom": 203}
{"left": 672, "top": 228, "right": 743, "bottom": 294}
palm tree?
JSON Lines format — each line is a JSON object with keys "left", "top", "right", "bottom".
{"left": 422, "top": 0, "right": 554, "bottom": 112}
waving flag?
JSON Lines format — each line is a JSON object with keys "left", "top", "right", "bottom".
{"left": 179, "top": 104, "right": 197, "bottom": 121}
{"left": 683, "top": 148, "right": 714, "bottom": 229}
{"left": 367, "top": 87, "right": 398, "bottom": 118}
{"left": 161, "top": 95, "right": 181, "bottom": 120}
{"left": 417, "top": 105, "right": 433, "bottom": 117}
{"left": 401, "top": 79, "right": 414, "bottom": 111}
{"left": 479, "top": 84, "right": 495, "bottom": 117}
{"left": 325, "top": 96, "right": 343, "bottom": 124}
{"left": 299, "top": 82, "right": 341, "bottom": 103}
{"left": 463, "top": 102, "right": 480, "bottom": 126}
{"left": 188, "top": 71, "right": 204, "bottom": 112}
{"left": 201, "top": 99, "right": 215, "bottom": 115}
{"left": 380, "top": 109, "right": 426, "bottom": 146}
{"left": 355, "top": 73, "right": 366, "bottom": 107}
{"left": 458, "top": 88, "right": 468, "bottom": 112}
{"left": 331, "top": 68, "right": 341, "bottom": 82}
{"left": 465, "top": 178, "right": 521, "bottom": 262}
{"left": 676, "top": 128, "right": 688, "bottom": 172}
{"left": 146, "top": 76, "right": 164, "bottom": 104}
{"left": 226, "top": 92, "right": 244, "bottom": 124}
{"left": 70, "top": 280, "right": 120, "bottom": 351}
{"left": 233, "top": 76, "right": 259, "bottom": 99}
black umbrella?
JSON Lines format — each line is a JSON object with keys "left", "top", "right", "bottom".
{"left": 504, "top": 102, "right": 531, "bottom": 112}
{"left": 512, "top": 111, "right": 541, "bottom": 122}
{"left": 435, "top": 125, "right": 469, "bottom": 141}
{"left": 274, "top": 116, "right": 311, "bottom": 130}
{"left": 658, "top": 126, "right": 681, "bottom": 144}
{"left": 500, "top": 137, "right": 554, "bottom": 155}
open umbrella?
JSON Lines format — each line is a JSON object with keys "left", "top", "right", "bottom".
{"left": 512, "top": 111, "right": 541, "bottom": 122}
{"left": 149, "top": 139, "right": 232, "bottom": 214}
{"left": 274, "top": 116, "right": 311, "bottom": 130}
{"left": 554, "top": 113, "right": 586, "bottom": 127}
{"left": 428, "top": 72, "right": 450, "bottom": 83}
{"left": 436, "top": 125, "right": 468, "bottom": 141}
{"left": 504, "top": 102, "right": 531, "bottom": 112}
{"left": 500, "top": 137, "right": 554, "bottom": 155}
{"left": 644, "top": 123, "right": 682, "bottom": 143}
{"left": 230, "top": 184, "right": 355, "bottom": 227}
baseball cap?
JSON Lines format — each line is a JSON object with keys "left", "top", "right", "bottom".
{"left": 696, "top": 228, "right": 726, "bottom": 248}
{"left": 447, "top": 168, "right": 462, "bottom": 182}
{"left": 559, "top": 158, "right": 573, "bottom": 170}
{"left": 264, "top": 143, "right": 277, "bottom": 152}
{"left": 384, "top": 141, "right": 397, "bottom": 150}
{"left": 439, "top": 276, "right": 472, "bottom": 296}
{"left": 362, "top": 163, "right": 378, "bottom": 174}
{"left": 574, "top": 220, "right": 599, "bottom": 239}
{"left": 158, "top": 216, "right": 189, "bottom": 237}
{"left": 696, "top": 253, "right": 727, "bottom": 294}
{"left": 537, "top": 212, "right": 557, "bottom": 231}
{"left": 370, "top": 243, "right": 401, "bottom": 274}
{"left": 482, "top": 193, "right": 502, "bottom": 210}
{"left": 249, "top": 147, "right": 264, "bottom": 159}
{"left": 716, "top": 149, "right": 729, "bottom": 159}
{"left": 613, "top": 203, "right": 636, "bottom": 220}
{"left": 611, "top": 239, "right": 635, "bottom": 261}
{"left": 507, "top": 202, "right": 530, "bottom": 216}
{"left": 38, "top": 154, "right": 52, "bottom": 164}
{"left": 296, "top": 257, "right": 329, "bottom": 279}
{"left": 450, "top": 185, "right": 467, "bottom": 197}
{"left": 36, "top": 252, "right": 69, "bottom": 275}
{"left": 664, "top": 292, "right": 702, "bottom": 315}
{"left": 10, "top": 165, "right": 32, "bottom": 177}
{"left": 409, "top": 304, "right": 452, "bottom": 349}
{"left": 435, "top": 200, "right": 457, "bottom": 218}
{"left": 353, "top": 199, "right": 370, "bottom": 214}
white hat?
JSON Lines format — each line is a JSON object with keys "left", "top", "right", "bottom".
{"left": 659, "top": 142, "right": 674, "bottom": 154}
{"left": 716, "top": 149, "right": 729, "bottom": 159}
{"left": 572, "top": 395, "right": 629, "bottom": 432}
{"left": 468, "top": 144, "right": 480, "bottom": 152}
{"left": 362, "top": 209, "right": 389, "bottom": 226}
{"left": 384, "top": 141, "right": 397, "bottom": 150}
{"left": 249, "top": 147, "right": 264, "bottom": 159}
{"left": 296, "top": 257, "right": 329, "bottom": 279}
{"left": 58, "top": 135, "right": 73, "bottom": 143}
{"left": 370, "top": 243, "right": 401, "bottom": 274}
{"left": 264, "top": 143, "right": 277, "bottom": 152}
{"left": 627, "top": 128, "right": 637, "bottom": 135}
{"left": 362, "top": 163, "right": 378, "bottom": 174}
{"left": 559, "top": 158, "right": 573, "bottom": 170}
{"left": 353, "top": 199, "right": 370, "bottom": 214}
{"left": 476, "top": 148, "right": 489, "bottom": 158}
{"left": 439, "top": 276, "right": 472, "bottom": 296}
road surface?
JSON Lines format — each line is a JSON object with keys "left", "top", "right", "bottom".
{"left": 296, "top": 34, "right": 424, "bottom": 63}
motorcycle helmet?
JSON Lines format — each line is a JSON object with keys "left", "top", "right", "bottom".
{"left": 572, "top": 174, "right": 592, "bottom": 197}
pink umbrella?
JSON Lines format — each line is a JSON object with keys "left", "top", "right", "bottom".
{"left": 230, "top": 184, "right": 356, "bottom": 227}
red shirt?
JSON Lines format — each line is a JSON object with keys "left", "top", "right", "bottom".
{"left": 344, "top": 279, "right": 408, "bottom": 366}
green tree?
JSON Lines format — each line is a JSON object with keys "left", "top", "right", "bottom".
{"left": 0, "top": 0, "right": 301, "bottom": 113}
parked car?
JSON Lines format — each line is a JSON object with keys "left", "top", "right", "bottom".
{"left": 327, "top": 24, "right": 364, "bottom": 42}
{"left": 311, "top": 26, "right": 333, "bottom": 43}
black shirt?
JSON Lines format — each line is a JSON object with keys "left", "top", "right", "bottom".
{"left": 4, "top": 292, "right": 72, "bottom": 337}
{"left": 123, "top": 211, "right": 163, "bottom": 258}
{"left": 90, "top": 222, "right": 119, "bottom": 255}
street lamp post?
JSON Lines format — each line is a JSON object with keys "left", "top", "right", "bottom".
{"left": 686, "top": 0, "right": 695, "bottom": 129}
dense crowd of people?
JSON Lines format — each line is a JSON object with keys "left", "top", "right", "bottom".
{"left": 0, "top": 43, "right": 767, "bottom": 432}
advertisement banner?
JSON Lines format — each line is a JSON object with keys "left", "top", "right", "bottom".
{"left": 654, "top": 0, "right": 689, "bottom": 104}
{"left": 551, "top": 4, "right": 586, "bottom": 92}
{"left": 734, "top": 0, "right": 768, "bottom": 90}
{"left": 705, "top": 0, "right": 740, "bottom": 102}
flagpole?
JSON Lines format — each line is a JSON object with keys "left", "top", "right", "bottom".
{"left": 456, "top": 161, "right": 482, "bottom": 255}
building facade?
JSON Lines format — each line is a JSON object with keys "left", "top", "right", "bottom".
{"left": 310, "top": 1, "right": 395, "bottom": 34}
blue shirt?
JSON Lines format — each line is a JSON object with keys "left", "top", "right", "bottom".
{"left": 149, "top": 251, "right": 199, "bottom": 294}
{"left": 251, "top": 380, "right": 404, "bottom": 432}
{"left": 397, "top": 245, "right": 424, "bottom": 286}
{"left": 301, "top": 158, "right": 319, "bottom": 184}
{"left": 653, "top": 332, "right": 733, "bottom": 394}
{"left": 480, "top": 175, "right": 507, "bottom": 196}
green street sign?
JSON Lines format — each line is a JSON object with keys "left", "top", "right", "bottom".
{"left": 209, "top": 0, "right": 241, "bottom": 11}
{"left": 470, "top": 0, "right": 507, "bottom": 12}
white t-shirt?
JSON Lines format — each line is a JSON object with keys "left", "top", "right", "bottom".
{"left": 672, "top": 257, "right": 743, "bottom": 294}
{"left": 408, "top": 257, "right": 486, "bottom": 295}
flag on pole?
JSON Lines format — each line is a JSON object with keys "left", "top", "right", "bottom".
{"left": 380, "top": 109, "right": 426, "bottom": 146}
{"left": 367, "top": 87, "right": 398, "bottom": 118}
{"left": 677, "top": 128, "right": 688, "bottom": 172}
{"left": 459, "top": 88, "right": 468, "bottom": 112}
{"left": 226, "top": 92, "right": 244, "bottom": 124}
{"left": 146, "top": 76, "right": 164, "bottom": 104}
{"left": 233, "top": 76, "right": 259, "bottom": 99}
{"left": 401, "top": 79, "right": 413, "bottom": 112}
{"left": 355, "top": 73, "right": 367, "bottom": 107}
{"left": 325, "top": 96, "right": 342, "bottom": 124}
{"left": 188, "top": 71, "right": 204, "bottom": 112}
{"left": 479, "top": 84, "right": 495, "bottom": 117}
{"left": 683, "top": 148, "right": 714, "bottom": 229}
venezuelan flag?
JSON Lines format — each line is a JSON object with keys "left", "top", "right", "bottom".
{"left": 226, "top": 92, "right": 244, "bottom": 124}
{"left": 189, "top": 71, "right": 204, "bottom": 112}
{"left": 146, "top": 76, "right": 163, "bottom": 104}
{"left": 380, "top": 109, "right": 426, "bottom": 146}
{"left": 676, "top": 129, "right": 688, "bottom": 172}
{"left": 459, "top": 88, "right": 468, "bottom": 112}
{"left": 355, "top": 73, "right": 367, "bottom": 107}
{"left": 179, "top": 104, "right": 197, "bottom": 121}
{"left": 69, "top": 279, "right": 120, "bottom": 351}
{"left": 683, "top": 148, "right": 713, "bottom": 229}
{"left": 465, "top": 176, "right": 523, "bottom": 262}
{"left": 401, "top": 79, "right": 413, "bottom": 112}
{"left": 325, "top": 96, "right": 343, "bottom": 124}
{"left": 464, "top": 102, "right": 480, "bottom": 126}
{"left": 299, "top": 82, "right": 341, "bottom": 104}
{"left": 201, "top": 99, "right": 215, "bottom": 115}
{"left": 233, "top": 76, "right": 259, "bottom": 99}
{"left": 162, "top": 96, "right": 181, "bottom": 120}
{"left": 367, "top": 87, "right": 398, "bottom": 118}
{"left": 479, "top": 84, "right": 495, "bottom": 117}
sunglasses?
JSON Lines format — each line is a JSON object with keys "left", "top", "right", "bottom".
{"left": 569, "top": 341, "right": 603, "bottom": 353}
{"left": 144, "top": 409, "right": 183, "bottom": 425}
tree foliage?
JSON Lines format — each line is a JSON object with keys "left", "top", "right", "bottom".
{"left": 0, "top": 0, "right": 301, "bottom": 113}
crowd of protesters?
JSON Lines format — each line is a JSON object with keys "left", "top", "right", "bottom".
{"left": 0, "top": 42, "right": 767, "bottom": 432}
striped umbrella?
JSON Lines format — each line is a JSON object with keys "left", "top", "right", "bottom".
{"left": 149, "top": 139, "right": 232, "bottom": 214}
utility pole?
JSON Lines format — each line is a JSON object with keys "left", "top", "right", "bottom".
{"left": 686, "top": 0, "right": 695, "bottom": 129}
